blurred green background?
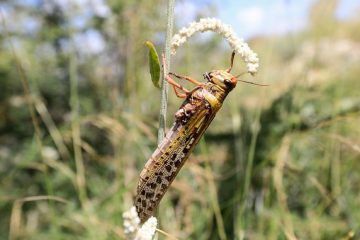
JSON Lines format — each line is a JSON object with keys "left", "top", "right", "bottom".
{"left": 1, "top": 0, "right": 360, "bottom": 239}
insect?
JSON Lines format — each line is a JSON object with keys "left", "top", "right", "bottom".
{"left": 134, "top": 51, "right": 260, "bottom": 222}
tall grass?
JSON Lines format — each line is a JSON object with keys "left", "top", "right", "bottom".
{"left": 0, "top": 0, "right": 359, "bottom": 239}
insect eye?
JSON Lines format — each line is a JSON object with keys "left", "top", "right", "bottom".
{"left": 223, "top": 78, "right": 235, "bottom": 88}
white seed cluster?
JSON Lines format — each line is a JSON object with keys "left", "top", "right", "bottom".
{"left": 123, "top": 207, "right": 158, "bottom": 240}
{"left": 123, "top": 207, "right": 141, "bottom": 238}
{"left": 135, "top": 217, "right": 158, "bottom": 240}
{"left": 171, "top": 18, "right": 259, "bottom": 75}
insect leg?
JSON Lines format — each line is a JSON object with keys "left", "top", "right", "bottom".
{"left": 165, "top": 74, "right": 190, "bottom": 98}
{"left": 172, "top": 86, "right": 187, "bottom": 98}
{"left": 226, "top": 50, "right": 236, "bottom": 73}
{"left": 161, "top": 53, "right": 190, "bottom": 98}
{"left": 169, "top": 72, "right": 202, "bottom": 86}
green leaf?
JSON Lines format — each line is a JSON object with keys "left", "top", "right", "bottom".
{"left": 145, "top": 41, "right": 161, "bottom": 89}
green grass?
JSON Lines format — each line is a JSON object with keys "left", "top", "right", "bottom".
{"left": 1, "top": 1, "right": 360, "bottom": 239}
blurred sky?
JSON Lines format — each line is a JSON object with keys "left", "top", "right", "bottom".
{"left": 176, "top": 0, "right": 360, "bottom": 38}
{"left": 13, "top": 0, "right": 360, "bottom": 38}
{"left": 4, "top": 0, "right": 360, "bottom": 53}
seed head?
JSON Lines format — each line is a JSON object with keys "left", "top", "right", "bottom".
{"left": 171, "top": 18, "right": 259, "bottom": 75}
{"left": 123, "top": 206, "right": 158, "bottom": 240}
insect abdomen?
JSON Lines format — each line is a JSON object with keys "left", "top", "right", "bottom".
{"left": 134, "top": 84, "right": 227, "bottom": 222}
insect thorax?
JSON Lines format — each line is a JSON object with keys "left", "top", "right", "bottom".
{"left": 175, "top": 82, "right": 230, "bottom": 124}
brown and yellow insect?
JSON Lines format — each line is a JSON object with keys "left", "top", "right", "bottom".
{"left": 135, "top": 51, "right": 258, "bottom": 222}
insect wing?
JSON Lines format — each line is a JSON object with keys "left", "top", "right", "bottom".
{"left": 135, "top": 101, "right": 217, "bottom": 222}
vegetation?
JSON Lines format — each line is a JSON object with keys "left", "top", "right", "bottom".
{"left": 0, "top": 0, "right": 359, "bottom": 239}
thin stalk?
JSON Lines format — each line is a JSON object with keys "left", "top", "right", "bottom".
{"left": 70, "top": 54, "right": 88, "bottom": 207}
{"left": 200, "top": 140, "right": 227, "bottom": 240}
{"left": 157, "top": 0, "right": 175, "bottom": 144}
{"left": 0, "top": 12, "right": 42, "bottom": 151}
{"left": 0, "top": 11, "right": 54, "bottom": 197}
{"left": 239, "top": 107, "right": 261, "bottom": 229}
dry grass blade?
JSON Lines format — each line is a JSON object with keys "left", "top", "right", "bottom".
{"left": 328, "top": 133, "right": 360, "bottom": 153}
{"left": 273, "top": 136, "right": 297, "bottom": 240}
{"left": 34, "top": 97, "right": 71, "bottom": 160}
{"left": 9, "top": 196, "right": 68, "bottom": 240}
{"left": 156, "top": 228, "right": 179, "bottom": 240}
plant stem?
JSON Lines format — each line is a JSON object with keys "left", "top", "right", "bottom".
{"left": 240, "top": 107, "right": 261, "bottom": 229}
{"left": 158, "top": 0, "right": 175, "bottom": 144}
{"left": 70, "top": 54, "right": 88, "bottom": 207}
{"left": 1, "top": 11, "right": 54, "bottom": 199}
{"left": 200, "top": 139, "right": 228, "bottom": 240}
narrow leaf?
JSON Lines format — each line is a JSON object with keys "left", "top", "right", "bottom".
{"left": 145, "top": 41, "right": 161, "bottom": 89}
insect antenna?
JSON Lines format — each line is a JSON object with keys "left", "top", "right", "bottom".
{"left": 226, "top": 50, "right": 236, "bottom": 73}
{"left": 237, "top": 79, "right": 269, "bottom": 87}
{"left": 234, "top": 71, "right": 269, "bottom": 86}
